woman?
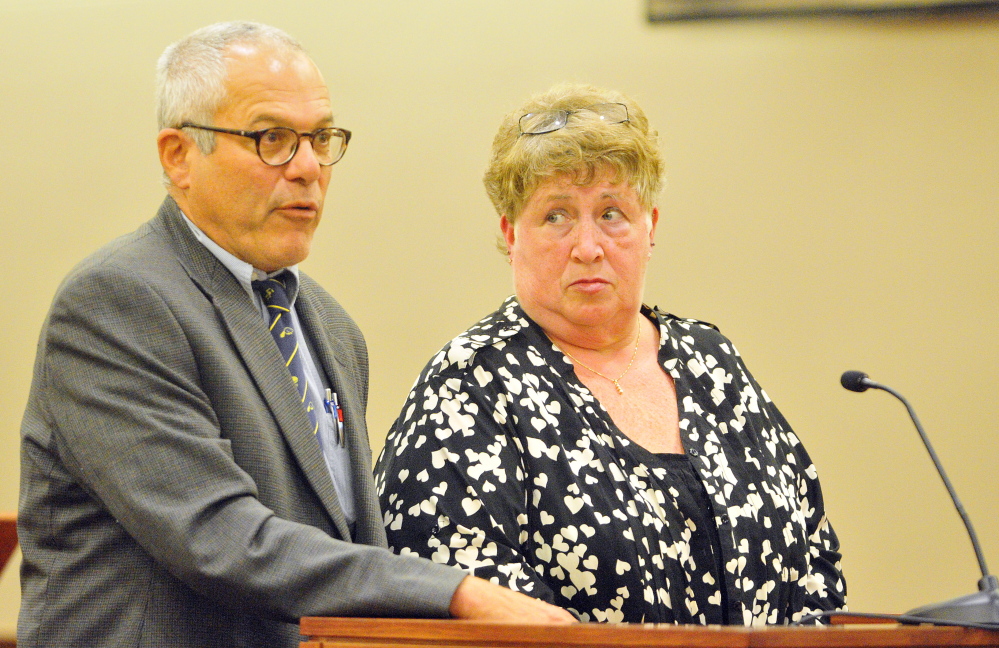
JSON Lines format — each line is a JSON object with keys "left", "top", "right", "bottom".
{"left": 375, "top": 84, "right": 845, "bottom": 624}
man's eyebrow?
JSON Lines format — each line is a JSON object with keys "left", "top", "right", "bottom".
{"left": 248, "top": 113, "right": 336, "bottom": 128}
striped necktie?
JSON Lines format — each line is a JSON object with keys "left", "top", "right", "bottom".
{"left": 252, "top": 274, "right": 324, "bottom": 451}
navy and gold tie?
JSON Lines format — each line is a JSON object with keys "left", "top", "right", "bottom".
{"left": 252, "top": 275, "right": 323, "bottom": 450}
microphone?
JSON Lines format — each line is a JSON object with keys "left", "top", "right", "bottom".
{"left": 841, "top": 371, "right": 999, "bottom": 625}
{"left": 840, "top": 370, "right": 874, "bottom": 392}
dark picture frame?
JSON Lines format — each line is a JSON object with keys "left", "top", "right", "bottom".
{"left": 648, "top": 0, "right": 999, "bottom": 21}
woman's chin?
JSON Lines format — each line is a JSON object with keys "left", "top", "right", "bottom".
{"left": 559, "top": 303, "right": 627, "bottom": 330}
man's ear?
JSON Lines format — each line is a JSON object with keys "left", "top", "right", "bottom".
{"left": 157, "top": 128, "right": 195, "bottom": 189}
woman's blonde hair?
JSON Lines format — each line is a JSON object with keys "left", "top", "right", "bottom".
{"left": 483, "top": 83, "right": 664, "bottom": 229}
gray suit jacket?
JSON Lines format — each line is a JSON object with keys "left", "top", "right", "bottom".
{"left": 18, "top": 197, "right": 464, "bottom": 647}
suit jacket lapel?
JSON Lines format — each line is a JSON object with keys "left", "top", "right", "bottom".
{"left": 296, "top": 282, "right": 387, "bottom": 547}
{"left": 153, "top": 199, "right": 352, "bottom": 540}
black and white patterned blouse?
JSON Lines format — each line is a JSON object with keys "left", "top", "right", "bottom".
{"left": 375, "top": 297, "right": 846, "bottom": 624}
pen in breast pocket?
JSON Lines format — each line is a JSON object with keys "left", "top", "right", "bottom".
{"left": 323, "top": 387, "right": 342, "bottom": 445}
{"left": 331, "top": 391, "right": 345, "bottom": 447}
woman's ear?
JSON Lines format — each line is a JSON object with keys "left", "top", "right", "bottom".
{"left": 500, "top": 215, "right": 516, "bottom": 253}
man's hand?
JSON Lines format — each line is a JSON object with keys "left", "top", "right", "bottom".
{"left": 448, "top": 575, "right": 577, "bottom": 623}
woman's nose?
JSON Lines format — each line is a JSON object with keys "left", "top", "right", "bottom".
{"left": 570, "top": 219, "right": 605, "bottom": 263}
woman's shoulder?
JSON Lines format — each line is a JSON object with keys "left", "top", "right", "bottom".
{"left": 649, "top": 305, "right": 726, "bottom": 342}
{"left": 651, "top": 307, "right": 718, "bottom": 331}
{"left": 647, "top": 305, "right": 750, "bottom": 365}
{"left": 413, "top": 296, "right": 534, "bottom": 387}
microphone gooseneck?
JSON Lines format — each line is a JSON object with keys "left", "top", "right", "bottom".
{"left": 841, "top": 370, "right": 998, "bottom": 625}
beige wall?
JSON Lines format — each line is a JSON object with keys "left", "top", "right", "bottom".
{"left": 1, "top": 0, "right": 996, "bottom": 636}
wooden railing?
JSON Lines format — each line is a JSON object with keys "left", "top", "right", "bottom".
{"left": 0, "top": 513, "right": 16, "bottom": 648}
{"left": 300, "top": 617, "right": 999, "bottom": 648}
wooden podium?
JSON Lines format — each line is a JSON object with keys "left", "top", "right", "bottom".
{"left": 0, "top": 514, "right": 17, "bottom": 573}
{"left": 0, "top": 514, "right": 16, "bottom": 648}
{"left": 300, "top": 617, "right": 999, "bottom": 648}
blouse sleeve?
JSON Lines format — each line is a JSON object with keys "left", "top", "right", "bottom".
{"left": 744, "top": 363, "right": 848, "bottom": 619}
{"left": 788, "top": 426, "right": 848, "bottom": 618}
{"left": 375, "top": 372, "right": 561, "bottom": 605}
{"left": 685, "top": 315, "right": 847, "bottom": 622}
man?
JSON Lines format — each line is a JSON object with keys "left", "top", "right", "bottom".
{"left": 18, "top": 21, "right": 572, "bottom": 648}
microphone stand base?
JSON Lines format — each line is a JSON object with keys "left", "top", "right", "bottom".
{"left": 904, "top": 586, "right": 999, "bottom": 626}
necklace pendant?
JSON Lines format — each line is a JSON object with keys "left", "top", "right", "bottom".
{"left": 613, "top": 380, "right": 624, "bottom": 395}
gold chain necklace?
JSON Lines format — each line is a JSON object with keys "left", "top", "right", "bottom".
{"left": 558, "top": 324, "right": 641, "bottom": 395}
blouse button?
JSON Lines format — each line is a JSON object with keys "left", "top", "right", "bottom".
{"left": 719, "top": 514, "right": 729, "bottom": 526}
{"left": 688, "top": 448, "right": 700, "bottom": 457}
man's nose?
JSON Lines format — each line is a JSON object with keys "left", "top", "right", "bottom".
{"left": 284, "top": 136, "right": 323, "bottom": 182}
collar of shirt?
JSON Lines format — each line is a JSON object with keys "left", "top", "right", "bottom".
{"left": 179, "top": 212, "right": 301, "bottom": 307}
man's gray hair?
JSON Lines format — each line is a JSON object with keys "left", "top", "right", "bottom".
{"left": 156, "top": 21, "right": 304, "bottom": 155}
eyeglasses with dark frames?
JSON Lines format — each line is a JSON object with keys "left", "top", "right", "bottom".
{"left": 179, "top": 123, "right": 352, "bottom": 166}
{"left": 518, "top": 103, "right": 629, "bottom": 136}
